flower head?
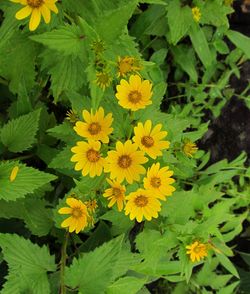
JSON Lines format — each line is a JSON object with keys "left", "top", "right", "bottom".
{"left": 12, "top": 0, "right": 58, "bottom": 31}
{"left": 91, "top": 40, "right": 106, "bottom": 55}
{"left": 186, "top": 241, "right": 208, "bottom": 262}
{"left": 143, "top": 163, "right": 175, "bottom": 200}
{"left": 117, "top": 56, "right": 142, "bottom": 77}
{"left": 10, "top": 166, "right": 19, "bottom": 182}
{"left": 182, "top": 140, "right": 198, "bottom": 157}
{"left": 133, "top": 120, "right": 169, "bottom": 159}
{"left": 85, "top": 199, "right": 98, "bottom": 213}
{"left": 103, "top": 179, "right": 126, "bottom": 211}
{"left": 104, "top": 140, "right": 148, "bottom": 184}
{"left": 74, "top": 107, "right": 113, "bottom": 143}
{"left": 125, "top": 189, "right": 161, "bottom": 222}
{"left": 96, "top": 71, "right": 112, "bottom": 90}
{"left": 66, "top": 109, "right": 78, "bottom": 124}
{"left": 192, "top": 7, "right": 201, "bottom": 22}
{"left": 58, "top": 198, "right": 89, "bottom": 234}
{"left": 115, "top": 75, "right": 153, "bottom": 111}
{"left": 71, "top": 140, "right": 105, "bottom": 177}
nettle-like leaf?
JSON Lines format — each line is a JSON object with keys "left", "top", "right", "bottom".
{"left": 107, "top": 277, "right": 147, "bottom": 294}
{"left": 0, "top": 234, "right": 56, "bottom": 294}
{"left": 0, "top": 161, "right": 57, "bottom": 201}
{"left": 0, "top": 109, "right": 41, "bottom": 153}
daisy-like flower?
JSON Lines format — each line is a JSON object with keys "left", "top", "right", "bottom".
{"left": 74, "top": 107, "right": 113, "bottom": 143}
{"left": 66, "top": 109, "right": 78, "bottom": 124}
{"left": 115, "top": 75, "right": 153, "bottom": 111}
{"left": 12, "top": 0, "right": 58, "bottom": 31}
{"left": 96, "top": 71, "right": 112, "bottom": 90}
{"left": 186, "top": 241, "right": 208, "bottom": 262}
{"left": 117, "top": 56, "right": 142, "bottom": 77}
{"left": 133, "top": 120, "right": 170, "bottom": 159}
{"left": 182, "top": 140, "right": 198, "bottom": 157}
{"left": 125, "top": 189, "right": 161, "bottom": 222}
{"left": 58, "top": 198, "right": 89, "bottom": 234}
{"left": 192, "top": 7, "right": 201, "bottom": 22}
{"left": 71, "top": 140, "right": 105, "bottom": 178}
{"left": 85, "top": 199, "right": 98, "bottom": 213}
{"left": 143, "top": 163, "right": 175, "bottom": 200}
{"left": 9, "top": 166, "right": 19, "bottom": 182}
{"left": 104, "top": 140, "right": 148, "bottom": 184}
{"left": 103, "top": 179, "right": 126, "bottom": 211}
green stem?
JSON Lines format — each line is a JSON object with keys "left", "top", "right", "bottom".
{"left": 60, "top": 232, "right": 69, "bottom": 294}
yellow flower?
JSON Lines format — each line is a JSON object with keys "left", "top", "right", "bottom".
{"left": 182, "top": 140, "right": 198, "bottom": 157}
{"left": 12, "top": 0, "right": 58, "bottom": 31}
{"left": 103, "top": 179, "right": 126, "bottom": 211}
{"left": 66, "top": 109, "right": 78, "bottom": 124}
{"left": 96, "top": 71, "right": 112, "bottom": 90}
{"left": 133, "top": 120, "right": 170, "bottom": 159}
{"left": 58, "top": 198, "right": 89, "bottom": 234}
{"left": 9, "top": 166, "right": 19, "bottom": 182}
{"left": 143, "top": 163, "right": 175, "bottom": 200}
{"left": 91, "top": 40, "right": 106, "bottom": 55}
{"left": 125, "top": 189, "right": 161, "bottom": 222}
{"left": 71, "top": 140, "right": 105, "bottom": 178}
{"left": 74, "top": 107, "right": 113, "bottom": 143}
{"left": 186, "top": 241, "right": 208, "bottom": 262}
{"left": 192, "top": 7, "right": 201, "bottom": 22}
{"left": 117, "top": 56, "right": 142, "bottom": 77}
{"left": 104, "top": 140, "right": 148, "bottom": 184}
{"left": 115, "top": 75, "right": 153, "bottom": 111}
{"left": 85, "top": 199, "right": 98, "bottom": 213}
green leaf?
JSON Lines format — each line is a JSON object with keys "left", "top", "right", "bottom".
{"left": 215, "top": 252, "right": 240, "bottom": 278}
{"left": 226, "top": 30, "right": 250, "bottom": 59}
{"left": 47, "top": 122, "right": 78, "bottom": 142}
{"left": 49, "top": 146, "right": 75, "bottom": 170}
{"left": 0, "top": 109, "right": 41, "bottom": 152}
{"left": 107, "top": 277, "right": 147, "bottom": 294}
{"left": 0, "top": 234, "right": 56, "bottom": 294}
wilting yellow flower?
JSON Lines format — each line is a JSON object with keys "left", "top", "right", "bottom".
{"left": 74, "top": 107, "right": 113, "bottom": 143}
{"left": 186, "top": 241, "right": 208, "bottom": 262}
{"left": 71, "top": 140, "right": 105, "bottom": 177}
{"left": 115, "top": 75, "right": 153, "bottom": 111}
{"left": 182, "top": 140, "right": 198, "bottom": 157}
{"left": 66, "top": 109, "right": 78, "bottom": 124}
{"left": 85, "top": 199, "right": 98, "bottom": 213}
{"left": 133, "top": 120, "right": 169, "bottom": 159}
{"left": 58, "top": 198, "right": 89, "bottom": 234}
{"left": 104, "top": 140, "right": 148, "bottom": 184}
{"left": 125, "top": 189, "right": 161, "bottom": 222}
{"left": 12, "top": 0, "right": 58, "bottom": 31}
{"left": 9, "top": 166, "right": 19, "bottom": 182}
{"left": 103, "top": 179, "right": 126, "bottom": 211}
{"left": 143, "top": 163, "right": 175, "bottom": 200}
{"left": 192, "top": 7, "right": 201, "bottom": 22}
{"left": 91, "top": 40, "right": 106, "bottom": 55}
{"left": 117, "top": 56, "right": 142, "bottom": 77}
{"left": 96, "top": 71, "right": 112, "bottom": 90}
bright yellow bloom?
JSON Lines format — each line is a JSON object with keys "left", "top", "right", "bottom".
{"left": 12, "top": 0, "right": 58, "bottom": 31}
{"left": 117, "top": 56, "right": 142, "bottom": 77}
{"left": 96, "top": 71, "right": 112, "bottom": 90}
{"left": 133, "top": 120, "right": 169, "bottom": 159}
{"left": 85, "top": 199, "right": 98, "bottom": 213}
{"left": 104, "top": 140, "right": 148, "bottom": 184}
{"left": 143, "top": 163, "right": 175, "bottom": 200}
{"left": 9, "top": 166, "right": 19, "bottom": 182}
{"left": 103, "top": 179, "right": 126, "bottom": 211}
{"left": 58, "top": 198, "right": 89, "bottom": 234}
{"left": 186, "top": 241, "right": 208, "bottom": 262}
{"left": 182, "top": 140, "right": 198, "bottom": 157}
{"left": 71, "top": 140, "right": 105, "bottom": 178}
{"left": 192, "top": 7, "right": 201, "bottom": 22}
{"left": 125, "top": 189, "right": 161, "bottom": 222}
{"left": 115, "top": 75, "right": 153, "bottom": 111}
{"left": 66, "top": 109, "right": 78, "bottom": 124}
{"left": 74, "top": 107, "right": 113, "bottom": 143}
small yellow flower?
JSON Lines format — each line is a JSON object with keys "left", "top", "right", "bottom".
{"left": 115, "top": 75, "right": 153, "bottom": 111}
{"left": 143, "top": 163, "right": 175, "bottom": 200}
{"left": 186, "top": 241, "right": 208, "bottom": 262}
{"left": 58, "top": 198, "right": 89, "bottom": 234}
{"left": 91, "top": 40, "right": 105, "bottom": 55}
{"left": 85, "top": 199, "right": 98, "bottom": 213}
{"left": 117, "top": 56, "right": 142, "bottom": 77}
{"left": 71, "top": 140, "right": 105, "bottom": 178}
{"left": 66, "top": 109, "right": 78, "bottom": 124}
{"left": 12, "top": 0, "right": 58, "bottom": 31}
{"left": 133, "top": 120, "right": 170, "bottom": 159}
{"left": 192, "top": 7, "right": 201, "bottom": 22}
{"left": 104, "top": 140, "right": 148, "bottom": 184}
{"left": 74, "top": 107, "right": 113, "bottom": 143}
{"left": 9, "top": 166, "right": 19, "bottom": 182}
{"left": 103, "top": 179, "right": 126, "bottom": 211}
{"left": 182, "top": 140, "right": 198, "bottom": 157}
{"left": 125, "top": 189, "right": 161, "bottom": 222}
{"left": 96, "top": 71, "right": 112, "bottom": 90}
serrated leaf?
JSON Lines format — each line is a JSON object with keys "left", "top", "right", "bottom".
{"left": 0, "top": 109, "right": 41, "bottom": 152}
{"left": 107, "top": 277, "right": 147, "bottom": 294}
{"left": 47, "top": 122, "right": 78, "bottom": 142}
{"left": 49, "top": 146, "right": 74, "bottom": 170}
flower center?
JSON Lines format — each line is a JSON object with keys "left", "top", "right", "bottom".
{"left": 134, "top": 195, "right": 148, "bottom": 207}
{"left": 128, "top": 90, "right": 142, "bottom": 104}
{"left": 194, "top": 246, "right": 202, "bottom": 253}
{"left": 118, "top": 155, "right": 132, "bottom": 169}
{"left": 27, "top": 0, "right": 44, "bottom": 8}
{"left": 113, "top": 187, "right": 122, "bottom": 198}
{"left": 141, "top": 135, "right": 154, "bottom": 148}
{"left": 150, "top": 177, "right": 161, "bottom": 188}
{"left": 86, "top": 149, "right": 100, "bottom": 162}
{"left": 88, "top": 122, "right": 101, "bottom": 135}
{"left": 72, "top": 207, "right": 83, "bottom": 218}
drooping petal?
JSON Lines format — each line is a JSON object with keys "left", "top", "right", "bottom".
{"left": 15, "top": 5, "right": 32, "bottom": 20}
{"left": 29, "top": 8, "right": 41, "bottom": 31}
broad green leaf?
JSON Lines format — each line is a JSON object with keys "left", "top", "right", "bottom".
{"left": 49, "top": 146, "right": 75, "bottom": 170}
{"left": 226, "top": 30, "right": 250, "bottom": 59}
{"left": 107, "top": 277, "right": 147, "bottom": 294}
{"left": 215, "top": 252, "right": 240, "bottom": 278}
{"left": 47, "top": 122, "right": 78, "bottom": 142}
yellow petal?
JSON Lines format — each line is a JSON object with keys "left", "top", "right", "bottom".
{"left": 9, "top": 166, "right": 19, "bottom": 182}
{"left": 29, "top": 8, "right": 41, "bottom": 31}
{"left": 15, "top": 5, "right": 32, "bottom": 20}
{"left": 58, "top": 207, "right": 72, "bottom": 215}
{"left": 44, "top": 0, "right": 58, "bottom": 13}
{"left": 41, "top": 4, "right": 51, "bottom": 23}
